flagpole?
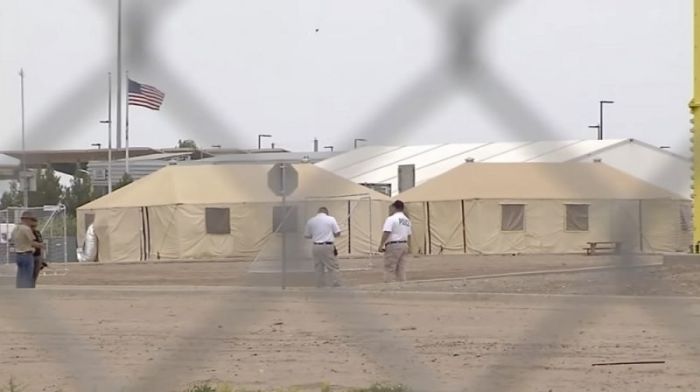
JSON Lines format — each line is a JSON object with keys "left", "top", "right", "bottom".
{"left": 125, "top": 71, "right": 130, "bottom": 175}
{"left": 116, "top": 0, "right": 123, "bottom": 150}
{"left": 107, "top": 72, "right": 113, "bottom": 193}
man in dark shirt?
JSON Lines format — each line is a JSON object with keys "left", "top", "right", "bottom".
{"left": 30, "top": 218, "right": 46, "bottom": 284}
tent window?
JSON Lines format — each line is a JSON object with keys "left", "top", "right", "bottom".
{"left": 565, "top": 204, "right": 589, "bottom": 231}
{"left": 681, "top": 204, "right": 692, "bottom": 232}
{"left": 501, "top": 204, "right": 525, "bottom": 232}
{"left": 205, "top": 208, "right": 231, "bottom": 234}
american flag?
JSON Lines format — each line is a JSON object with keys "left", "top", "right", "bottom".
{"left": 128, "top": 79, "right": 165, "bottom": 110}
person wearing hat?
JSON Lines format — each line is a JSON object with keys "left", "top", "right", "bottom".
{"left": 378, "top": 200, "right": 412, "bottom": 283}
{"left": 11, "top": 212, "right": 44, "bottom": 288}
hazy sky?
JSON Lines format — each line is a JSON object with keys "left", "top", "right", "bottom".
{"left": 0, "top": 0, "right": 692, "bottom": 154}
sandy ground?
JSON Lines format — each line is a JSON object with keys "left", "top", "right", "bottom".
{"left": 0, "top": 254, "right": 699, "bottom": 391}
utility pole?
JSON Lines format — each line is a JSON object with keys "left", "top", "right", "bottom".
{"left": 19, "top": 68, "right": 28, "bottom": 208}
{"left": 116, "top": 0, "right": 123, "bottom": 149}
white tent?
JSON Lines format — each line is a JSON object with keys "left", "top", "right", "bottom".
{"left": 397, "top": 162, "right": 691, "bottom": 255}
{"left": 316, "top": 139, "right": 691, "bottom": 198}
{"left": 77, "top": 164, "right": 390, "bottom": 262}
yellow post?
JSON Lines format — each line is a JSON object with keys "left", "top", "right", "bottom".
{"left": 691, "top": 0, "right": 700, "bottom": 250}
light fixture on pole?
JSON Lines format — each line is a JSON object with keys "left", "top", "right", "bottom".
{"left": 258, "top": 134, "right": 272, "bottom": 150}
{"left": 598, "top": 100, "right": 615, "bottom": 140}
{"left": 211, "top": 144, "right": 222, "bottom": 149}
{"left": 91, "top": 143, "right": 102, "bottom": 149}
{"left": 324, "top": 145, "right": 334, "bottom": 152}
{"left": 353, "top": 138, "right": 367, "bottom": 149}
{"left": 588, "top": 124, "right": 601, "bottom": 139}
{"left": 659, "top": 146, "right": 671, "bottom": 150}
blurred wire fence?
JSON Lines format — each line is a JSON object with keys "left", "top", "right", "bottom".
{"left": 0, "top": 1, "right": 696, "bottom": 391}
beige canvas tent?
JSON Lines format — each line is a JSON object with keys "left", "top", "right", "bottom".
{"left": 77, "top": 164, "right": 389, "bottom": 262}
{"left": 398, "top": 162, "right": 691, "bottom": 255}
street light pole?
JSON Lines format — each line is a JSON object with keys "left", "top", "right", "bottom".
{"left": 599, "top": 100, "right": 615, "bottom": 140}
{"left": 258, "top": 134, "right": 271, "bottom": 150}
{"left": 353, "top": 138, "right": 367, "bottom": 149}
{"left": 19, "top": 68, "right": 28, "bottom": 208}
{"left": 100, "top": 72, "right": 113, "bottom": 193}
{"left": 324, "top": 146, "right": 334, "bottom": 152}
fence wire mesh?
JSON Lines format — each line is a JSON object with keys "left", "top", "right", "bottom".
{"left": 0, "top": 1, "right": 697, "bottom": 392}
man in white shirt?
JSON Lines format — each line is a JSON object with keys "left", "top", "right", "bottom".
{"left": 304, "top": 207, "right": 342, "bottom": 287}
{"left": 378, "top": 200, "right": 412, "bottom": 283}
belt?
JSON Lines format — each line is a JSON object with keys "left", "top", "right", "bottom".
{"left": 313, "top": 242, "right": 334, "bottom": 245}
{"left": 385, "top": 241, "right": 407, "bottom": 245}
{"left": 15, "top": 251, "right": 33, "bottom": 255}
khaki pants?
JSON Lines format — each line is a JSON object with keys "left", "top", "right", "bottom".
{"left": 383, "top": 243, "right": 409, "bottom": 283}
{"left": 312, "top": 244, "right": 340, "bottom": 287}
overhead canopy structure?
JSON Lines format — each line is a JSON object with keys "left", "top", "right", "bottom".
{"left": 316, "top": 139, "right": 691, "bottom": 198}
{"left": 0, "top": 154, "right": 19, "bottom": 180}
{"left": 397, "top": 162, "right": 691, "bottom": 255}
{"left": 78, "top": 164, "right": 390, "bottom": 262}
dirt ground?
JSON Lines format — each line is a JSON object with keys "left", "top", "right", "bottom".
{"left": 1, "top": 254, "right": 700, "bottom": 391}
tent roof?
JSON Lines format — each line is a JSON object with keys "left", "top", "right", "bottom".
{"left": 316, "top": 139, "right": 688, "bottom": 196}
{"left": 397, "top": 162, "right": 685, "bottom": 202}
{"left": 79, "top": 163, "right": 389, "bottom": 210}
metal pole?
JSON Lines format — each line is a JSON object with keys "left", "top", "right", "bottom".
{"left": 19, "top": 69, "right": 28, "bottom": 208}
{"left": 62, "top": 204, "right": 67, "bottom": 266}
{"left": 125, "top": 70, "right": 130, "bottom": 174}
{"left": 258, "top": 135, "right": 261, "bottom": 150}
{"left": 598, "top": 101, "right": 604, "bottom": 140}
{"left": 116, "top": 0, "right": 123, "bottom": 149}
{"left": 107, "top": 72, "right": 113, "bottom": 193}
{"left": 281, "top": 164, "right": 287, "bottom": 290}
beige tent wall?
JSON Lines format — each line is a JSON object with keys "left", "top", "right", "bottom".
{"left": 230, "top": 204, "right": 275, "bottom": 257}
{"left": 146, "top": 205, "right": 181, "bottom": 260}
{"left": 348, "top": 199, "right": 390, "bottom": 255}
{"left": 428, "top": 201, "right": 465, "bottom": 254}
{"left": 405, "top": 202, "right": 427, "bottom": 255}
{"left": 641, "top": 200, "right": 691, "bottom": 253}
{"left": 92, "top": 207, "right": 143, "bottom": 262}
{"left": 463, "top": 200, "right": 530, "bottom": 254}
{"left": 81, "top": 198, "right": 390, "bottom": 262}
{"left": 458, "top": 199, "right": 644, "bottom": 255}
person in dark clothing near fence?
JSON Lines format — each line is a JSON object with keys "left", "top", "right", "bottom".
{"left": 30, "top": 218, "right": 47, "bottom": 284}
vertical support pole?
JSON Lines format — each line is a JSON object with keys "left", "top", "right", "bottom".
{"left": 692, "top": 0, "right": 700, "bottom": 250}
{"left": 281, "top": 164, "right": 287, "bottom": 290}
{"left": 19, "top": 69, "right": 28, "bottom": 208}
{"left": 63, "top": 205, "right": 68, "bottom": 266}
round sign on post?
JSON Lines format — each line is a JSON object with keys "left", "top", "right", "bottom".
{"left": 267, "top": 163, "right": 298, "bottom": 197}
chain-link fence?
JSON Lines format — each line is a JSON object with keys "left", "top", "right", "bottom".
{"left": 0, "top": 205, "right": 70, "bottom": 277}
{"left": 0, "top": 1, "right": 696, "bottom": 391}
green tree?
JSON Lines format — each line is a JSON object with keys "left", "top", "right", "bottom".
{"left": 29, "top": 165, "right": 63, "bottom": 207}
{"left": 177, "top": 139, "right": 198, "bottom": 149}
{"left": 0, "top": 180, "right": 22, "bottom": 209}
{"left": 63, "top": 167, "right": 94, "bottom": 217}
{"left": 114, "top": 172, "right": 133, "bottom": 191}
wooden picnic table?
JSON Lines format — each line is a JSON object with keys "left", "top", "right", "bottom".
{"left": 584, "top": 241, "right": 621, "bottom": 255}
